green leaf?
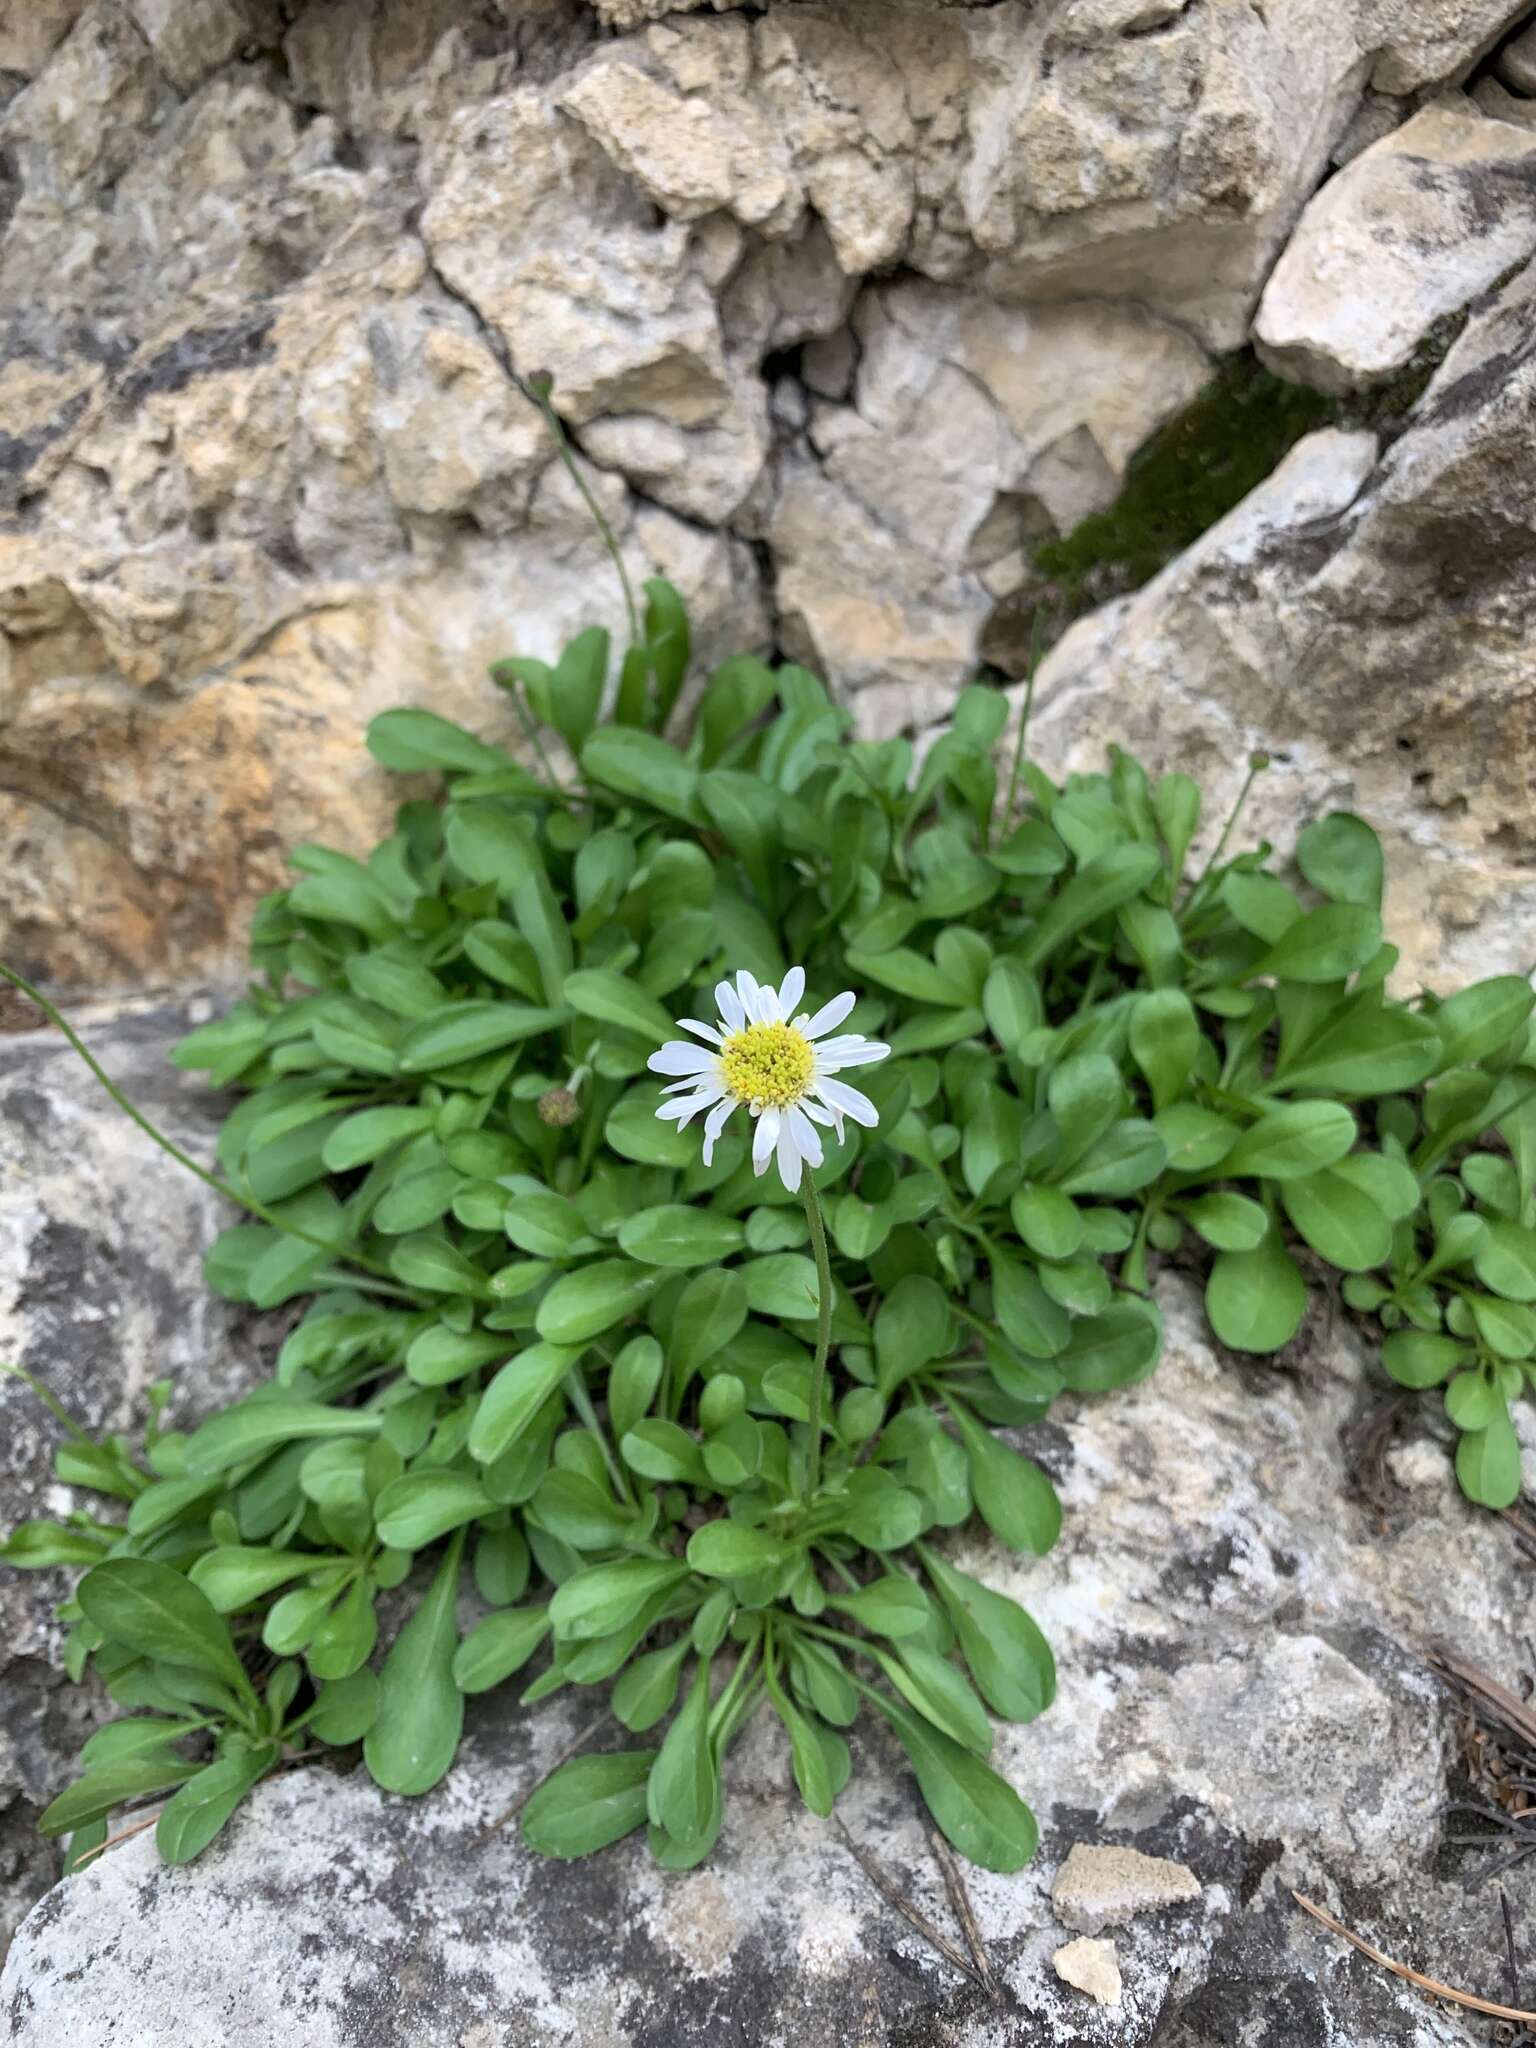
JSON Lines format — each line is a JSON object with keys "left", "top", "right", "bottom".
{"left": 944, "top": 1400, "right": 1060, "bottom": 1555}
{"left": 389, "top": 1234, "right": 491, "bottom": 1299}
{"left": 1455, "top": 1412, "right": 1522, "bottom": 1509}
{"left": 613, "top": 1639, "right": 693, "bottom": 1732}
{"left": 918, "top": 1544, "right": 1055, "bottom": 1722}
{"left": 1281, "top": 1168, "right": 1392, "bottom": 1273}
{"left": 1180, "top": 1192, "right": 1268, "bottom": 1252}
{"left": 1474, "top": 1221, "right": 1536, "bottom": 1303}
{"left": 1206, "top": 1229, "right": 1307, "bottom": 1353}
{"left": 40, "top": 1755, "right": 202, "bottom": 1837}
{"left": 618, "top": 1206, "right": 745, "bottom": 1269}
{"left": 521, "top": 1750, "right": 656, "bottom": 1858}
{"left": 621, "top": 1419, "right": 707, "bottom": 1485}
{"left": 1381, "top": 1331, "right": 1470, "bottom": 1388}
{"left": 1272, "top": 999, "right": 1440, "bottom": 1096}
{"left": 549, "top": 625, "right": 609, "bottom": 751}
{"left": 536, "top": 1260, "right": 655, "bottom": 1345}
{"left": 685, "top": 1521, "right": 789, "bottom": 1578}
{"left": 452, "top": 1605, "right": 551, "bottom": 1693}
{"left": 824, "top": 1575, "right": 931, "bottom": 1639}
{"left": 76, "top": 1560, "right": 253, "bottom": 1701}
{"left": 1017, "top": 844, "right": 1161, "bottom": 970}
{"left": 374, "top": 1470, "right": 493, "bottom": 1550}
{"left": 845, "top": 947, "right": 967, "bottom": 1009}
{"left": 990, "top": 1247, "right": 1071, "bottom": 1359}
{"left": 982, "top": 959, "right": 1042, "bottom": 1054}
{"left": 445, "top": 803, "right": 538, "bottom": 894}
{"left": 669, "top": 1269, "right": 749, "bottom": 1379}
{"left": 606, "top": 1086, "right": 699, "bottom": 1167}
{"left": 869, "top": 1690, "right": 1037, "bottom": 1872}
{"left": 647, "top": 1658, "right": 717, "bottom": 1847}
{"left": 1058, "top": 1302, "right": 1162, "bottom": 1391}
{"left": 1296, "top": 812, "right": 1383, "bottom": 912}
{"left": 397, "top": 1002, "right": 567, "bottom": 1073}
{"left": 187, "top": 1546, "right": 340, "bottom": 1614}
{"left": 1433, "top": 977, "right": 1536, "bottom": 1072}
{"left": 368, "top": 708, "right": 527, "bottom": 779}
{"left": 582, "top": 728, "right": 702, "bottom": 823}
{"left": 1010, "top": 1185, "right": 1083, "bottom": 1262}
{"left": 322, "top": 1107, "right": 435, "bottom": 1172}
{"left": 308, "top": 1669, "right": 382, "bottom": 1745}
{"left": 468, "top": 1343, "right": 584, "bottom": 1465}
{"left": 1216, "top": 1102, "right": 1357, "bottom": 1183}
{"left": 1, "top": 1519, "right": 117, "bottom": 1568}
{"left": 549, "top": 1559, "right": 690, "bottom": 1641}
{"left": 156, "top": 1742, "right": 277, "bottom": 1865}
{"left": 1252, "top": 904, "right": 1381, "bottom": 984}
{"left": 878, "top": 1644, "right": 993, "bottom": 1756}
{"left": 564, "top": 968, "right": 675, "bottom": 1048}
{"left": 874, "top": 1275, "right": 954, "bottom": 1395}
{"left": 363, "top": 1533, "right": 465, "bottom": 1796}
{"left": 1128, "top": 990, "right": 1200, "bottom": 1113}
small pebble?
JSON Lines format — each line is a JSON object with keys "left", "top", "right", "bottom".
{"left": 1052, "top": 1842, "right": 1202, "bottom": 1935}
{"left": 1053, "top": 1936, "right": 1122, "bottom": 2007}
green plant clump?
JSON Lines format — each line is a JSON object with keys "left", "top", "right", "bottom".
{"left": 5, "top": 581, "right": 1534, "bottom": 1882}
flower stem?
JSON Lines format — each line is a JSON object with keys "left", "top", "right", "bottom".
{"left": 801, "top": 1178, "right": 834, "bottom": 1502}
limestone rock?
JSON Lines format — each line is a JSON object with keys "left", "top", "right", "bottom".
{"left": 1472, "top": 75, "right": 1536, "bottom": 129}
{"left": 1052, "top": 1843, "right": 1202, "bottom": 1935}
{"left": 1357, "top": 0, "right": 1535, "bottom": 95}
{"left": 0, "top": 1005, "right": 270, "bottom": 1958}
{"left": 0, "top": 1160, "right": 1523, "bottom": 2045}
{"left": 1019, "top": 261, "right": 1536, "bottom": 993}
{"left": 0, "top": 0, "right": 88, "bottom": 79}
{"left": 1497, "top": 19, "right": 1536, "bottom": 94}
{"left": 1052, "top": 1936, "right": 1123, "bottom": 2006}
{"left": 1255, "top": 106, "right": 1536, "bottom": 393}
{"left": 774, "top": 280, "right": 1211, "bottom": 717}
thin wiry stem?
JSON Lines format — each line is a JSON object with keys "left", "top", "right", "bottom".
{"left": 801, "top": 1179, "right": 834, "bottom": 1501}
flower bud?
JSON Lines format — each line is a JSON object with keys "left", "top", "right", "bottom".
{"left": 537, "top": 1086, "right": 580, "bottom": 1127}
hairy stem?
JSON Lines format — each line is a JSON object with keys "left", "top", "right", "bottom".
{"left": 801, "top": 1178, "right": 834, "bottom": 1501}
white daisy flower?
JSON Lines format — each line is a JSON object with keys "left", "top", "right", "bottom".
{"left": 647, "top": 966, "right": 890, "bottom": 1193}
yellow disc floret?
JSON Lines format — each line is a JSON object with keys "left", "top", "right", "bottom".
{"left": 719, "top": 1021, "right": 815, "bottom": 1109}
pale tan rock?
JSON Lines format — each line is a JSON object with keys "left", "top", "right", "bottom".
{"left": 1256, "top": 105, "right": 1536, "bottom": 393}
{"left": 1052, "top": 1937, "right": 1122, "bottom": 2007}
{"left": 1358, "top": 0, "right": 1533, "bottom": 95}
{"left": 0, "top": 0, "right": 162, "bottom": 200}
{"left": 0, "top": 0, "right": 88, "bottom": 78}
{"left": 1474, "top": 76, "right": 1536, "bottom": 128}
{"left": 1497, "top": 19, "right": 1536, "bottom": 94}
{"left": 1052, "top": 1844, "right": 1202, "bottom": 1935}
{"left": 125, "top": 0, "right": 248, "bottom": 90}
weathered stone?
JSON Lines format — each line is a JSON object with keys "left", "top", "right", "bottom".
{"left": 0, "top": 0, "right": 88, "bottom": 79}
{"left": 1255, "top": 106, "right": 1536, "bottom": 394}
{"left": 1474, "top": 74, "right": 1536, "bottom": 128}
{"left": 1497, "top": 18, "right": 1536, "bottom": 93}
{"left": 1357, "top": 0, "right": 1535, "bottom": 95}
{"left": 0, "top": 1171, "right": 1525, "bottom": 2045}
{"left": 1053, "top": 1936, "right": 1123, "bottom": 2006}
{"left": 1018, "top": 260, "right": 1536, "bottom": 993}
{"left": 775, "top": 280, "right": 1210, "bottom": 718}
{"left": 124, "top": 0, "right": 253, "bottom": 91}
{"left": 0, "top": 1004, "right": 271, "bottom": 1959}
{"left": 1052, "top": 1843, "right": 1202, "bottom": 1935}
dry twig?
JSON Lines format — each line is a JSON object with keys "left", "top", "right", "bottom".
{"left": 927, "top": 1825, "right": 1001, "bottom": 2002}
{"left": 833, "top": 1816, "right": 987, "bottom": 1990}
{"left": 1294, "top": 1890, "right": 1536, "bottom": 2025}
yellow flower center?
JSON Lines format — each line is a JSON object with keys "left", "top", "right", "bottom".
{"left": 719, "top": 1021, "right": 815, "bottom": 1109}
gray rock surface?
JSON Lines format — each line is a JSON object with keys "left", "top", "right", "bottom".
{"left": 1255, "top": 105, "right": 1536, "bottom": 393}
{"left": 0, "top": 1003, "right": 270, "bottom": 1959}
{"left": 1022, "top": 254, "right": 1536, "bottom": 993}
{"left": 2, "top": 0, "right": 1532, "bottom": 996}
{"left": 1, "top": 1012, "right": 1531, "bottom": 2044}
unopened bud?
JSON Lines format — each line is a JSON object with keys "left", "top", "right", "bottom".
{"left": 537, "top": 1087, "right": 580, "bottom": 1128}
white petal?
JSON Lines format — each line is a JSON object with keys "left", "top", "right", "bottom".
{"left": 736, "top": 969, "right": 762, "bottom": 1020}
{"left": 701, "top": 1096, "right": 736, "bottom": 1165}
{"left": 677, "top": 1018, "right": 724, "bottom": 1046}
{"left": 813, "top": 1075, "right": 879, "bottom": 1128}
{"left": 649, "top": 1042, "right": 717, "bottom": 1077}
{"left": 814, "top": 1036, "right": 891, "bottom": 1071}
{"left": 752, "top": 1106, "right": 781, "bottom": 1175}
{"left": 775, "top": 1116, "right": 803, "bottom": 1193}
{"left": 787, "top": 1105, "right": 823, "bottom": 1167}
{"left": 777, "top": 966, "right": 805, "bottom": 1018}
{"left": 802, "top": 991, "right": 856, "bottom": 1040}
{"left": 716, "top": 980, "right": 746, "bottom": 1032}
{"left": 657, "top": 1090, "right": 716, "bottom": 1129}
{"left": 661, "top": 1074, "right": 725, "bottom": 1099}
{"left": 799, "top": 1098, "right": 837, "bottom": 1129}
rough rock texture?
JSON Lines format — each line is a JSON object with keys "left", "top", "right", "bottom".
{"left": 1255, "top": 106, "right": 1536, "bottom": 392}
{"left": 1051, "top": 1842, "right": 1202, "bottom": 1935}
{"left": 2, "top": 1010, "right": 1534, "bottom": 2043}
{"left": 5, "top": 0, "right": 1536, "bottom": 995}
{"left": 1053, "top": 1936, "right": 1123, "bottom": 2007}
{"left": 0, "top": 1004, "right": 269, "bottom": 1958}
{"left": 1023, "top": 255, "right": 1536, "bottom": 993}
